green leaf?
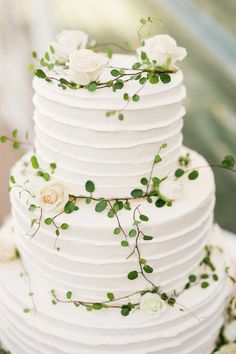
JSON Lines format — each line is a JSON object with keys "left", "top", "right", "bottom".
{"left": 42, "top": 172, "right": 50, "bottom": 181}
{"left": 143, "top": 235, "right": 153, "bottom": 241}
{"left": 114, "top": 81, "right": 124, "bottom": 90}
{"left": 45, "top": 218, "right": 53, "bottom": 225}
{"left": 106, "top": 48, "right": 113, "bottom": 59}
{"left": 0, "top": 135, "right": 7, "bottom": 143}
{"left": 132, "top": 62, "right": 141, "bottom": 70}
{"left": 50, "top": 45, "right": 55, "bottom": 54}
{"left": 61, "top": 223, "right": 69, "bottom": 230}
{"left": 132, "top": 94, "right": 140, "bottom": 102}
{"left": 111, "top": 69, "right": 120, "bottom": 77}
{"left": 213, "top": 274, "right": 219, "bottom": 281}
{"left": 40, "top": 57, "right": 46, "bottom": 67}
{"left": 175, "top": 168, "right": 185, "bottom": 178}
{"left": 140, "top": 177, "right": 148, "bottom": 185}
{"left": 140, "top": 18, "right": 146, "bottom": 24}
{"left": 59, "top": 78, "right": 69, "bottom": 85}
{"left": 221, "top": 155, "right": 235, "bottom": 169}
{"left": 92, "top": 303, "right": 103, "bottom": 310}
{"left": 87, "top": 81, "right": 97, "bottom": 92}
{"left": 167, "top": 297, "right": 176, "bottom": 306}
{"left": 23, "top": 308, "right": 30, "bottom": 314}
{"left": 32, "top": 51, "right": 37, "bottom": 58}
{"left": 155, "top": 199, "right": 166, "bottom": 208}
{"left": 201, "top": 282, "right": 209, "bottom": 289}
{"left": 121, "top": 305, "right": 131, "bottom": 316}
{"left": 29, "top": 204, "right": 36, "bottom": 212}
{"left": 13, "top": 141, "right": 20, "bottom": 149}
{"left": 50, "top": 162, "right": 57, "bottom": 171}
{"left": 141, "top": 51, "right": 147, "bottom": 60}
{"left": 188, "top": 170, "right": 199, "bottom": 180}
{"left": 189, "top": 274, "right": 197, "bottom": 283}
{"left": 114, "top": 227, "right": 121, "bottom": 235}
{"left": 107, "top": 210, "right": 115, "bottom": 218}
{"left": 66, "top": 291, "right": 72, "bottom": 299}
{"left": 154, "top": 154, "right": 162, "bottom": 163}
{"left": 35, "top": 69, "right": 46, "bottom": 79}
{"left": 45, "top": 51, "right": 50, "bottom": 61}
{"left": 118, "top": 113, "right": 124, "bottom": 121}
{"left": 139, "top": 258, "right": 147, "bottom": 265}
{"left": 131, "top": 189, "right": 143, "bottom": 198}
{"left": 10, "top": 175, "right": 16, "bottom": 184}
{"left": 107, "top": 292, "right": 115, "bottom": 301}
{"left": 124, "top": 201, "right": 131, "bottom": 210}
{"left": 31, "top": 155, "right": 39, "bottom": 169}
{"left": 85, "top": 180, "right": 95, "bottom": 193}
{"left": 121, "top": 240, "right": 129, "bottom": 247}
{"left": 148, "top": 73, "right": 159, "bottom": 84}
{"left": 86, "top": 197, "right": 92, "bottom": 204}
{"left": 160, "top": 73, "right": 171, "bottom": 84}
{"left": 129, "top": 229, "right": 137, "bottom": 237}
{"left": 64, "top": 201, "right": 77, "bottom": 214}
{"left": 28, "top": 63, "right": 35, "bottom": 72}
{"left": 152, "top": 177, "right": 161, "bottom": 186}
{"left": 139, "top": 214, "right": 149, "bottom": 222}
{"left": 127, "top": 271, "right": 138, "bottom": 280}
{"left": 113, "top": 200, "right": 123, "bottom": 212}
{"left": 139, "top": 77, "right": 147, "bottom": 85}
{"left": 143, "top": 265, "right": 153, "bottom": 273}
{"left": 95, "top": 200, "right": 107, "bottom": 212}
{"left": 123, "top": 93, "right": 129, "bottom": 101}
{"left": 200, "top": 273, "right": 209, "bottom": 279}
{"left": 161, "top": 143, "right": 168, "bottom": 149}
{"left": 12, "top": 129, "right": 18, "bottom": 138}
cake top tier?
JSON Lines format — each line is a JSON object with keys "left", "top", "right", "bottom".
{"left": 31, "top": 29, "right": 186, "bottom": 114}
{"left": 31, "top": 29, "right": 187, "bottom": 198}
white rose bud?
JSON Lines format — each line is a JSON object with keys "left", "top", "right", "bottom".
{"left": 138, "top": 34, "right": 187, "bottom": 67}
{"left": 50, "top": 30, "right": 88, "bottom": 62}
{"left": 215, "top": 343, "right": 236, "bottom": 354}
{"left": 223, "top": 320, "right": 236, "bottom": 343}
{"left": 37, "top": 181, "right": 69, "bottom": 213}
{"left": 158, "top": 178, "right": 183, "bottom": 202}
{"left": 0, "top": 218, "right": 17, "bottom": 262}
{"left": 68, "top": 49, "right": 108, "bottom": 85}
{"left": 140, "top": 292, "right": 166, "bottom": 315}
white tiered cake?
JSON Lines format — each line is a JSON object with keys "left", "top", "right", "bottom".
{"left": 0, "top": 29, "right": 233, "bottom": 354}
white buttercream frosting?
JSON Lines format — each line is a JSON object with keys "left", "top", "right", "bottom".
{"left": 32, "top": 53, "right": 186, "bottom": 198}
{"left": 0, "top": 235, "right": 230, "bottom": 354}
{"left": 9, "top": 148, "right": 215, "bottom": 301}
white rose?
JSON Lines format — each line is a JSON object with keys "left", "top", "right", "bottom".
{"left": 138, "top": 34, "right": 187, "bottom": 67}
{"left": 140, "top": 292, "right": 166, "bottom": 315}
{"left": 158, "top": 178, "right": 183, "bottom": 202}
{"left": 230, "top": 297, "right": 236, "bottom": 317}
{"left": 37, "top": 181, "right": 69, "bottom": 213}
{"left": 223, "top": 320, "right": 236, "bottom": 343}
{"left": 0, "top": 218, "right": 17, "bottom": 262}
{"left": 68, "top": 49, "right": 108, "bottom": 85}
{"left": 50, "top": 30, "right": 88, "bottom": 62}
{"left": 216, "top": 344, "right": 236, "bottom": 354}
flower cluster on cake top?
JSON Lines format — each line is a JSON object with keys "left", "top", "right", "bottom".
{"left": 29, "top": 18, "right": 187, "bottom": 120}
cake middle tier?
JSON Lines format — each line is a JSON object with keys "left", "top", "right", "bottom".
{"left": 33, "top": 54, "right": 186, "bottom": 198}
{"left": 10, "top": 148, "right": 215, "bottom": 302}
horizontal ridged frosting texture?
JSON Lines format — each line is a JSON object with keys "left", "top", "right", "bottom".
{"left": 0, "top": 241, "right": 229, "bottom": 354}
{"left": 11, "top": 148, "right": 215, "bottom": 301}
{"left": 33, "top": 54, "right": 186, "bottom": 198}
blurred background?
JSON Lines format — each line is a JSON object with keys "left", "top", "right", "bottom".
{"left": 0, "top": 0, "right": 235, "bottom": 232}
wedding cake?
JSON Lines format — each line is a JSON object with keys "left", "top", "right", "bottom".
{"left": 0, "top": 23, "right": 235, "bottom": 354}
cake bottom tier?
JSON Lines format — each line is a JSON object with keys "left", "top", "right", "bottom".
{"left": 0, "top": 241, "right": 230, "bottom": 354}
